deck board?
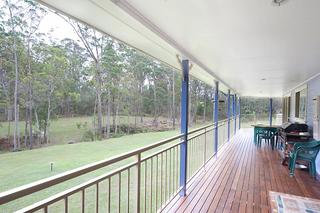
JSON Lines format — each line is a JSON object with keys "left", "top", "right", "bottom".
{"left": 162, "top": 128, "right": 320, "bottom": 213}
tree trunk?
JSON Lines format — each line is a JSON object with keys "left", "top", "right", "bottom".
{"left": 8, "top": 1, "right": 20, "bottom": 151}
{"left": 153, "top": 76, "right": 158, "bottom": 126}
{"left": 115, "top": 99, "right": 119, "bottom": 135}
{"left": 93, "top": 94, "right": 97, "bottom": 140}
{"left": 27, "top": 41, "right": 33, "bottom": 149}
{"left": 46, "top": 95, "right": 51, "bottom": 144}
{"left": 112, "top": 94, "right": 116, "bottom": 129}
{"left": 106, "top": 89, "right": 111, "bottom": 138}
{"left": 24, "top": 107, "right": 28, "bottom": 147}
{"left": 17, "top": 105, "right": 20, "bottom": 150}
{"left": 29, "top": 107, "right": 33, "bottom": 149}
{"left": 7, "top": 105, "right": 11, "bottom": 144}
{"left": 95, "top": 63, "right": 103, "bottom": 136}
{"left": 139, "top": 83, "right": 143, "bottom": 123}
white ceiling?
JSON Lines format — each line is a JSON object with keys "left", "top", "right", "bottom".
{"left": 38, "top": 0, "right": 320, "bottom": 97}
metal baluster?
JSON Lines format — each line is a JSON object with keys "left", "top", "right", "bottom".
{"left": 119, "top": 173, "right": 121, "bottom": 213}
{"left": 173, "top": 147, "right": 176, "bottom": 194}
{"left": 65, "top": 196, "right": 68, "bottom": 213}
{"left": 187, "top": 140, "right": 190, "bottom": 179}
{"left": 204, "top": 128, "right": 207, "bottom": 167}
{"left": 96, "top": 183, "right": 99, "bottom": 213}
{"left": 150, "top": 158, "right": 153, "bottom": 213}
{"left": 160, "top": 153, "right": 163, "bottom": 207}
{"left": 144, "top": 161, "right": 147, "bottom": 212}
{"left": 192, "top": 138, "right": 195, "bottom": 175}
{"left": 169, "top": 149, "right": 172, "bottom": 198}
{"left": 165, "top": 151, "right": 168, "bottom": 203}
{"left": 155, "top": 155, "right": 158, "bottom": 212}
{"left": 127, "top": 169, "right": 130, "bottom": 213}
{"left": 136, "top": 154, "right": 142, "bottom": 213}
{"left": 108, "top": 178, "right": 111, "bottom": 213}
{"left": 176, "top": 146, "right": 179, "bottom": 193}
{"left": 82, "top": 189, "right": 85, "bottom": 213}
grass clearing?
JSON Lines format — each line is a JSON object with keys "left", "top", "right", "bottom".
{"left": 0, "top": 116, "right": 163, "bottom": 147}
{"left": 0, "top": 118, "right": 216, "bottom": 212}
{"left": 0, "top": 129, "right": 181, "bottom": 212}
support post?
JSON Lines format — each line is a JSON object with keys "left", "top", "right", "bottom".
{"left": 227, "top": 89, "right": 231, "bottom": 141}
{"left": 179, "top": 59, "right": 189, "bottom": 196}
{"left": 234, "top": 94, "right": 237, "bottom": 134}
{"left": 269, "top": 98, "right": 273, "bottom": 126}
{"left": 214, "top": 81, "right": 219, "bottom": 154}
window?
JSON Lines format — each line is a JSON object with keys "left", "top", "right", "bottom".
{"left": 295, "top": 92, "right": 300, "bottom": 118}
{"left": 295, "top": 87, "right": 307, "bottom": 120}
{"left": 282, "top": 96, "right": 291, "bottom": 123}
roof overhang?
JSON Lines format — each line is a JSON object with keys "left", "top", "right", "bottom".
{"left": 37, "top": 0, "right": 233, "bottom": 94}
{"left": 37, "top": 0, "right": 320, "bottom": 97}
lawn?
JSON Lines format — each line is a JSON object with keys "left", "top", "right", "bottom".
{"left": 0, "top": 115, "right": 161, "bottom": 147}
{"left": 0, "top": 114, "right": 220, "bottom": 212}
{"left": 0, "top": 120, "right": 217, "bottom": 213}
{"left": 0, "top": 129, "right": 183, "bottom": 212}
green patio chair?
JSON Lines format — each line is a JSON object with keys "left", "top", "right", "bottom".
{"left": 257, "top": 129, "right": 276, "bottom": 149}
{"left": 289, "top": 140, "right": 320, "bottom": 177}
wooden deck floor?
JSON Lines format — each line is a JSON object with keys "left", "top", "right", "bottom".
{"left": 162, "top": 128, "right": 320, "bottom": 213}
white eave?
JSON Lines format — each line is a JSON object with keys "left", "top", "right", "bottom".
{"left": 37, "top": 0, "right": 320, "bottom": 97}
{"left": 37, "top": 0, "right": 233, "bottom": 94}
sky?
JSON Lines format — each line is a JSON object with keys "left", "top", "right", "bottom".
{"left": 0, "top": 0, "right": 80, "bottom": 43}
{"left": 38, "top": 11, "right": 80, "bottom": 42}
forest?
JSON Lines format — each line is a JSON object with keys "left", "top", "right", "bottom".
{"left": 0, "top": 0, "right": 225, "bottom": 152}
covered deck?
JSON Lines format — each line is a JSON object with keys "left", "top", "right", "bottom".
{"left": 163, "top": 129, "right": 320, "bottom": 213}
{"left": 1, "top": 0, "right": 320, "bottom": 212}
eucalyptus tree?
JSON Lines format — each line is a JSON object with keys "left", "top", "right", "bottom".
{"left": 21, "top": 1, "right": 46, "bottom": 148}
{"left": 60, "top": 38, "right": 87, "bottom": 117}
{"left": 32, "top": 42, "right": 68, "bottom": 144}
{"left": 60, "top": 16, "right": 107, "bottom": 137}
{"left": 101, "top": 38, "right": 124, "bottom": 137}
{"left": 3, "top": 0, "right": 23, "bottom": 150}
{"left": 127, "top": 49, "right": 152, "bottom": 124}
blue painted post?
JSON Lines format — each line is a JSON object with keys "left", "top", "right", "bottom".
{"left": 214, "top": 81, "right": 219, "bottom": 154}
{"left": 239, "top": 97, "right": 241, "bottom": 129}
{"left": 234, "top": 94, "right": 237, "bottom": 134}
{"left": 179, "top": 59, "right": 189, "bottom": 197}
{"left": 227, "top": 90, "right": 231, "bottom": 141}
{"left": 269, "top": 98, "right": 273, "bottom": 126}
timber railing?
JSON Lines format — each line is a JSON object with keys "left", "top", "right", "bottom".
{"left": 0, "top": 119, "right": 239, "bottom": 213}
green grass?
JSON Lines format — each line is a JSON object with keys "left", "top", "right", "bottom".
{"left": 0, "top": 116, "right": 159, "bottom": 146}
{"left": 0, "top": 130, "right": 181, "bottom": 191}
{"left": 0, "top": 130, "right": 181, "bottom": 212}
{"left": 0, "top": 117, "right": 215, "bottom": 212}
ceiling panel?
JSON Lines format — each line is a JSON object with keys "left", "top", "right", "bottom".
{"left": 121, "top": 0, "right": 320, "bottom": 97}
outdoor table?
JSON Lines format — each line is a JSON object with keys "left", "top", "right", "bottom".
{"left": 252, "top": 124, "right": 281, "bottom": 144}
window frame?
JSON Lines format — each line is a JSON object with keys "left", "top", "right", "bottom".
{"left": 294, "top": 85, "right": 307, "bottom": 122}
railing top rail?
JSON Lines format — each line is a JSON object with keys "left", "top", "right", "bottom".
{"left": 188, "top": 123, "right": 215, "bottom": 134}
{"left": 0, "top": 133, "right": 183, "bottom": 205}
{"left": 0, "top": 120, "right": 229, "bottom": 206}
{"left": 15, "top": 161, "right": 137, "bottom": 213}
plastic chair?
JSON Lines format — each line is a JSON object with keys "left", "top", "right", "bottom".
{"left": 258, "top": 129, "right": 276, "bottom": 149}
{"left": 289, "top": 140, "right": 320, "bottom": 177}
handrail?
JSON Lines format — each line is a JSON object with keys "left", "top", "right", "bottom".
{"left": 0, "top": 133, "right": 183, "bottom": 205}
{"left": 188, "top": 123, "right": 215, "bottom": 134}
{"left": 0, "top": 120, "right": 236, "bottom": 209}
{"left": 16, "top": 161, "right": 138, "bottom": 213}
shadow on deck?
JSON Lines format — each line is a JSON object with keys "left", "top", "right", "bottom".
{"left": 162, "top": 128, "right": 320, "bottom": 213}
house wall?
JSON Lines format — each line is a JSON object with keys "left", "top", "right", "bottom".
{"left": 288, "top": 74, "right": 320, "bottom": 177}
